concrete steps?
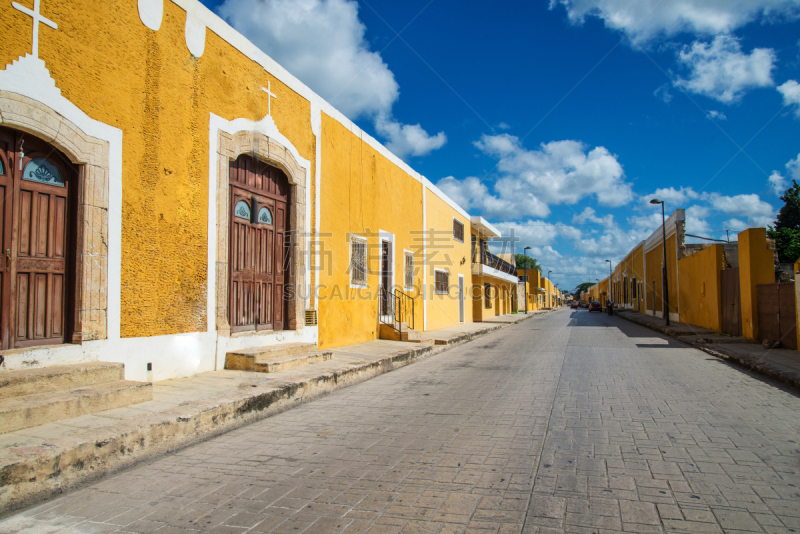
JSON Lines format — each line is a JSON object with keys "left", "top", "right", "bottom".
{"left": 379, "top": 323, "right": 431, "bottom": 344}
{"left": 0, "top": 362, "right": 152, "bottom": 434}
{"left": 225, "top": 342, "right": 331, "bottom": 373}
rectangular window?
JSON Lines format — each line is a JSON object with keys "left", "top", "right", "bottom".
{"left": 453, "top": 219, "right": 464, "bottom": 243}
{"left": 350, "top": 235, "right": 367, "bottom": 287}
{"left": 485, "top": 283, "right": 492, "bottom": 308}
{"left": 435, "top": 270, "right": 449, "bottom": 294}
{"left": 404, "top": 251, "right": 414, "bottom": 290}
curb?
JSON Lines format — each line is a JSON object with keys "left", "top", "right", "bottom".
{"left": 616, "top": 312, "right": 800, "bottom": 394}
{"left": 0, "top": 311, "right": 550, "bottom": 515}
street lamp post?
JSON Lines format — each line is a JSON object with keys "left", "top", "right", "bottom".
{"left": 523, "top": 247, "right": 531, "bottom": 314}
{"left": 605, "top": 259, "right": 613, "bottom": 315}
{"left": 650, "top": 198, "right": 670, "bottom": 326}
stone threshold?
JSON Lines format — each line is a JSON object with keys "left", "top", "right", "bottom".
{"left": 616, "top": 311, "right": 800, "bottom": 394}
{"left": 0, "top": 312, "right": 544, "bottom": 515}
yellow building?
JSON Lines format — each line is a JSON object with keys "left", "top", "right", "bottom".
{"left": 0, "top": 0, "right": 523, "bottom": 380}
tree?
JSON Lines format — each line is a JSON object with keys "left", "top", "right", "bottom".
{"left": 768, "top": 180, "right": 800, "bottom": 263}
{"left": 515, "top": 254, "right": 542, "bottom": 272}
{"left": 573, "top": 282, "right": 595, "bottom": 300}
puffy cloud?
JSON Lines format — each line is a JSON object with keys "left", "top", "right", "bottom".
{"left": 654, "top": 84, "right": 674, "bottom": 103}
{"left": 217, "top": 0, "right": 445, "bottom": 159}
{"left": 706, "top": 192, "right": 775, "bottom": 227}
{"left": 374, "top": 115, "right": 446, "bottom": 158}
{"left": 641, "top": 186, "right": 700, "bottom": 206}
{"left": 673, "top": 36, "right": 776, "bottom": 103}
{"left": 549, "top": 0, "right": 800, "bottom": 45}
{"left": 572, "top": 207, "right": 615, "bottom": 228}
{"left": 478, "top": 135, "right": 632, "bottom": 207}
{"left": 769, "top": 171, "right": 787, "bottom": 196}
{"left": 706, "top": 110, "right": 727, "bottom": 120}
{"left": 778, "top": 80, "right": 800, "bottom": 117}
{"left": 788, "top": 154, "right": 800, "bottom": 181}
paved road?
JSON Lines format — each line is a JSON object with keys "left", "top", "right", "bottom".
{"left": 2, "top": 309, "right": 800, "bottom": 534}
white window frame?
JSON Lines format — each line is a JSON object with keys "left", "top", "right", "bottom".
{"left": 349, "top": 233, "right": 368, "bottom": 288}
{"left": 403, "top": 249, "right": 414, "bottom": 291}
{"left": 434, "top": 268, "right": 449, "bottom": 295}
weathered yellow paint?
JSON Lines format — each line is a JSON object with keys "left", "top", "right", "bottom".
{"left": 3, "top": 0, "right": 316, "bottom": 337}
{"left": 317, "top": 113, "right": 423, "bottom": 349}
{"left": 424, "top": 192, "right": 472, "bottom": 331}
{"left": 645, "top": 233, "right": 678, "bottom": 319}
{"left": 678, "top": 245, "right": 724, "bottom": 332}
{"left": 738, "top": 228, "right": 774, "bottom": 340}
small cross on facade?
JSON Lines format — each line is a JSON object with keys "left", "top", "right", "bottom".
{"left": 12, "top": 0, "right": 57, "bottom": 58}
{"left": 262, "top": 81, "right": 277, "bottom": 117}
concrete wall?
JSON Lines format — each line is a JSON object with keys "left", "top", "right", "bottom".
{"left": 738, "top": 228, "right": 775, "bottom": 340}
{"left": 678, "top": 245, "right": 723, "bottom": 332}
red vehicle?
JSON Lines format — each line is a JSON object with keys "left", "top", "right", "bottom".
{"left": 570, "top": 301, "right": 579, "bottom": 309}
{"left": 589, "top": 301, "right": 602, "bottom": 312}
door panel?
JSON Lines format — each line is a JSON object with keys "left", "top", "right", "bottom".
{"left": 228, "top": 155, "right": 290, "bottom": 333}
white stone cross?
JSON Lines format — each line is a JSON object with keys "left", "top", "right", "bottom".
{"left": 12, "top": 0, "right": 57, "bottom": 58}
{"left": 262, "top": 81, "right": 277, "bottom": 117}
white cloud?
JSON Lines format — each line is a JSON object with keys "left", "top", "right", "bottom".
{"left": 706, "top": 192, "right": 775, "bottom": 226}
{"left": 549, "top": 0, "right": 800, "bottom": 45}
{"left": 654, "top": 84, "right": 674, "bottom": 103}
{"left": 769, "top": 171, "right": 787, "bottom": 196}
{"left": 674, "top": 36, "right": 776, "bottom": 103}
{"left": 706, "top": 110, "right": 727, "bottom": 120}
{"left": 685, "top": 205, "right": 713, "bottom": 235}
{"left": 497, "top": 122, "right": 511, "bottom": 130}
{"left": 641, "top": 186, "right": 700, "bottom": 206}
{"left": 778, "top": 80, "right": 800, "bottom": 117}
{"left": 787, "top": 153, "right": 800, "bottom": 181}
{"left": 572, "top": 207, "right": 615, "bottom": 228}
{"left": 374, "top": 115, "right": 446, "bottom": 158}
{"left": 217, "top": 0, "right": 445, "bottom": 159}
{"left": 437, "top": 136, "right": 632, "bottom": 220}
{"left": 723, "top": 218, "right": 749, "bottom": 232}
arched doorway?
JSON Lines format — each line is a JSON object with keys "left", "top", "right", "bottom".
{"left": 0, "top": 127, "right": 77, "bottom": 349}
{"left": 228, "top": 154, "right": 291, "bottom": 333}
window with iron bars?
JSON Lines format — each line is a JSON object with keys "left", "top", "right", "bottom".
{"left": 485, "top": 283, "right": 492, "bottom": 308}
{"left": 453, "top": 218, "right": 464, "bottom": 243}
{"left": 350, "top": 235, "right": 367, "bottom": 287}
{"left": 404, "top": 251, "right": 414, "bottom": 290}
{"left": 435, "top": 270, "right": 449, "bottom": 294}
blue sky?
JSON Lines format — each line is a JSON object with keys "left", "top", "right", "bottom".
{"left": 201, "top": 0, "right": 800, "bottom": 291}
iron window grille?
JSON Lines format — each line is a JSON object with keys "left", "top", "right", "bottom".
{"left": 404, "top": 251, "right": 414, "bottom": 290}
{"left": 435, "top": 270, "right": 449, "bottom": 294}
{"left": 485, "top": 283, "right": 492, "bottom": 308}
{"left": 453, "top": 219, "right": 464, "bottom": 243}
{"left": 350, "top": 235, "right": 368, "bottom": 287}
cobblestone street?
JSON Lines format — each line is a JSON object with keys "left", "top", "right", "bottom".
{"left": 2, "top": 309, "right": 799, "bottom": 534}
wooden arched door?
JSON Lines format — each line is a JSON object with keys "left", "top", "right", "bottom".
{"left": 0, "top": 127, "right": 76, "bottom": 349}
{"left": 228, "top": 154, "right": 291, "bottom": 333}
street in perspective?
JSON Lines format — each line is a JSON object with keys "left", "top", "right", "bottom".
{"left": 2, "top": 309, "right": 799, "bottom": 534}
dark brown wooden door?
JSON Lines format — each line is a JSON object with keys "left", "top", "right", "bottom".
{"left": 0, "top": 127, "right": 74, "bottom": 349}
{"left": 380, "top": 241, "right": 391, "bottom": 315}
{"left": 720, "top": 268, "right": 742, "bottom": 337}
{"left": 757, "top": 282, "right": 797, "bottom": 350}
{"left": 228, "top": 155, "right": 290, "bottom": 333}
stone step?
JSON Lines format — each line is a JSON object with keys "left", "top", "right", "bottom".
{"left": 0, "top": 380, "right": 153, "bottom": 434}
{"left": 253, "top": 351, "right": 334, "bottom": 373}
{"left": 0, "top": 361, "right": 125, "bottom": 400}
{"left": 379, "top": 324, "right": 425, "bottom": 342}
{"left": 225, "top": 342, "right": 318, "bottom": 371}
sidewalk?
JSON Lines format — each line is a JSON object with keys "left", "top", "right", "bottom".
{"left": 616, "top": 310, "right": 800, "bottom": 392}
{"left": 0, "top": 310, "right": 550, "bottom": 514}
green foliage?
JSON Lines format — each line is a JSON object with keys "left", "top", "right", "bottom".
{"left": 515, "top": 254, "right": 542, "bottom": 272}
{"left": 573, "top": 282, "right": 595, "bottom": 300}
{"left": 768, "top": 180, "right": 800, "bottom": 263}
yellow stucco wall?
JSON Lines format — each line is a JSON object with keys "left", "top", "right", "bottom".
{"left": 678, "top": 245, "right": 723, "bottom": 332}
{"left": 738, "top": 228, "right": 774, "bottom": 340}
{"left": 1, "top": 1, "right": 316, "bottom": 337}
{"left": 317, "top": 113, "right": 423, "bottom": 348}
{"left": 644, "top": 234, "right": 678, "bottom": 318}
{"left": 424, "top": 192, "right": 472, "bottom": 331}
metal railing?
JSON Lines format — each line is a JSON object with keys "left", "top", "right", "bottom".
{"left": 478, "top": 249, "right": 516, "bottom": 276}
{"left": 379, "top": 287, "right": 415, "bottom": 334}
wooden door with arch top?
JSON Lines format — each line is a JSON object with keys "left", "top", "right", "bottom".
{"left": 228, "top": 154, "right": 290, "bottom": 333}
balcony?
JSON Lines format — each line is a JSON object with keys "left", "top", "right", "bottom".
{"left": 471, "top": 246, "right": 519, "bottom": 283}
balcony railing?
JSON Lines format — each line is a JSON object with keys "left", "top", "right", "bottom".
{"left": 477, "top": 248, "right": 516, "bottom": 276}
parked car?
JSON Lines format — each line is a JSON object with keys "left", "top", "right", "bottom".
{"left": 589, "top": 301, "right": 602, "bottom": 312}
{"left": 570, "top": 301, "right": 579, "bottom": 309}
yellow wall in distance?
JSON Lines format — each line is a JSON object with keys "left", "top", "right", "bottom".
{"left": 424, "top": 192, "right": 472, "bottom": 331}
{"left": 678, "top": 245, "right": 723, "bottom": 332}
{"left": 738, "top": 228, "right": 774, "bottom": 340}
{"left": 645, "top": 234, "right": 678, "bottom": 318}
{"left": 317, "top": 113, "right": 423, "bottom": 349}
